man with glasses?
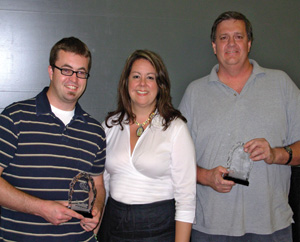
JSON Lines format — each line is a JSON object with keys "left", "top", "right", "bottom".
{"left": 0, "top": 37, "right": 106, "bottom": 241}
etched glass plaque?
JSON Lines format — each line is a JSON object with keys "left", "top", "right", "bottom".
{"left": 68, "top": 172, "right": 97, "bottom": 218}
{"left": 223, "top": 142, "right": 253, "bottom": 186}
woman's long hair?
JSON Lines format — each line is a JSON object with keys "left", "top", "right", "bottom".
{"left": 105, "top": 49, "right": 186, "bottom": 130}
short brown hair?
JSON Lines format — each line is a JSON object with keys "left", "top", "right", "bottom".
{"left": 49, "top": 37, "right": 92, "bottom": 71}
{"left": 211, "top": 11, "right": 253, "bottom": 44}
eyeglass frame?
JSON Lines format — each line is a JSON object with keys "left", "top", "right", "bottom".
{"left": 52, "top": 64, "right": 90, "bottom": 79}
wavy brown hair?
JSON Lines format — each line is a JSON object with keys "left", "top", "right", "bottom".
{"left": 105, "top": 49, "right": 186, "bottom": 130}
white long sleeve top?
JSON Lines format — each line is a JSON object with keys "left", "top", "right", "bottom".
{"left": 103, "top": 113, "right": 196, "bottom": 223}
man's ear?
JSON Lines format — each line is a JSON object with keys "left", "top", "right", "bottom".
{"left": 248, "top": 41, "right": 252, "bottom": 53}
{"left": 48, "top": 65, "right": 53, "bottom": 80}
{"left": 212, "top": 42, "right": 217, "bottom": 55}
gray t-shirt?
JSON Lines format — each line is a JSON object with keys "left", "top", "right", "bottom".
{"left": 179, "top": 60, "right": 300, "bottom": 236}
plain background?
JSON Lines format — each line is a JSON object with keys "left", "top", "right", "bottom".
{"left": 0, "top": 0, "right": 299, "bottom": 122}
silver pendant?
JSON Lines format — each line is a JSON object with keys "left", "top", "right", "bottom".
{"left": 136, "top": 126, "right": 144, "bottom": 137}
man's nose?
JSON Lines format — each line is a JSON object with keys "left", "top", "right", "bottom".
{"left": 228, "top": 36, "right": 236, "bottom": 45}
{"left": 70, "top": 72, "right": 79, "bottom": 81}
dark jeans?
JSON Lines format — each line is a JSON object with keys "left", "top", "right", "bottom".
{"left": 97, "top": 197, "right": 175, "bottom": 242}
{"left": 289, "top": 166, "right": 300, "bottom": 242}
{"left": 191, "top": 226, "right": 292, "bottom": 242}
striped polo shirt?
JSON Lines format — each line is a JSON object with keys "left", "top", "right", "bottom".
{"left": 0, "top": 87, "right": 106, "bottom": 241}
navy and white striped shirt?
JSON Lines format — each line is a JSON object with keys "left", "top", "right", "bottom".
{"left": 0, "top": 87, "right": 106, "bottom": 241}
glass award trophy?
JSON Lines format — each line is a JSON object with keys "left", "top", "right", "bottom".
{"left": 223, "top": 142, "right": 253, "bottom": 186}
{"left": 68, "top": 172, "right": 97, "bottom": 218}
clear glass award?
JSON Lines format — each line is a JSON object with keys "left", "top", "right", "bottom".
{"left": 223, "top": 142, "right": 253, "bottom": 186}
{"left": 68, "top": 172, "right": 97, "bottom": 218}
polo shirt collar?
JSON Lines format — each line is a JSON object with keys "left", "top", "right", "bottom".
{"left": 249, "top": 59, "right": 265, "bottom": 77}
{"left": 35, "top": 86, "right": 87, "bottom": 123}
{"left": 209, "top": 59, "right": 265, "bottom": 82}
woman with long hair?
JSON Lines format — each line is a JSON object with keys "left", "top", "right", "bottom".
{"left": 98, "top": 50, "right": 196, "bottom": 242}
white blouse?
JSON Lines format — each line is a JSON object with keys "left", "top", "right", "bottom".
{"left": 103, "top": 113, "right": 196, "bottom": 223}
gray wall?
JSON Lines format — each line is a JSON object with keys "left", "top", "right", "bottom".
{"left": 0, "top": 0, "right": 299, "bottom": 122}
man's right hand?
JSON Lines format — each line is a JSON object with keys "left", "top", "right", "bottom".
{"left": 37, "top": 200, "right": 84, "bottom": 225}
{"left": 197, "top": 166, "right": 235, "bottom": 193}
{"left": 0, "top": 169, "right": 84, "bottom": 225}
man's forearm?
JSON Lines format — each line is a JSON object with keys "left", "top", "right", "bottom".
{"left": 0, "top": 176, "right": 44, "bottom": 216}
{"left": 196, "top": 166, "right": 209, "bottom": 185}
{"left": 272, "top": 141, "right": 300, "bottom": 166}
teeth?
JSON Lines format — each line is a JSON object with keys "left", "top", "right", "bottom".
{"left": 67, "top": 85, "right": 77, "bottom": 90}
{"left": 137, "top": 91, "right": 147, "bottom": 94}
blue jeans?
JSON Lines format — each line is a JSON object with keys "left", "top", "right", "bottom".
{"left": 191, "top": 225, "right": 292, "bottom": 242}
{"left": 97, "top": 197, "right": 175, "bottom": 242}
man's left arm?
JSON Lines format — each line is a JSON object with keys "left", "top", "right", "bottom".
{"left": 80, "top": 174, "right": 106, "bottom": 232}
{"left": 244, "top": 138, "right": 300, "bottom": 166}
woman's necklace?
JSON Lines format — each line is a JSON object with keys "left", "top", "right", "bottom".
{"left": 135, "top": 112, "right": 155, "bottom": 137}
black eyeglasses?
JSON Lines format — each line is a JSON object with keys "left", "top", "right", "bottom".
{"left": 52, "top": 65, "right": 90, "bottom": 79}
